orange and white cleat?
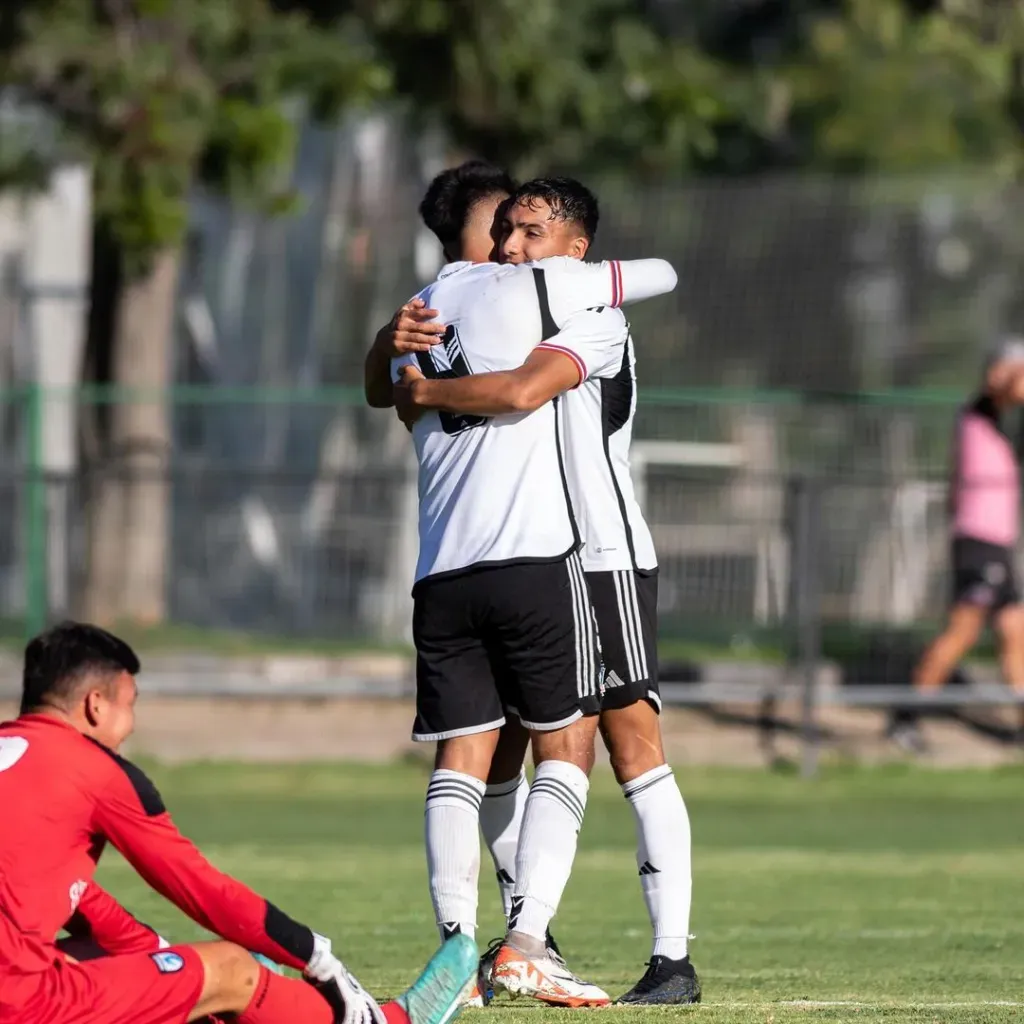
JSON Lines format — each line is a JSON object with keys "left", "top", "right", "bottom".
{"left": 489, "top": 942, "right": 610, "bottom": 1008}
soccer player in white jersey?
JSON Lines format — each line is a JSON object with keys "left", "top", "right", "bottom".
{"left": 393, "top": 176, "right": 699, "bottom": 1006}
{"left": 365, "top": 163, "right": 679, "bottom": 1008}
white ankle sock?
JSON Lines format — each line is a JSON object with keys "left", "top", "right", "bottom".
{"left": 479, "top": 769, "right": 528, "bottom": 922}
{"left": 425, "top": 769, "right": 485, "bottom": 940}
{"left": 509, "top": 760, "right": 589, "bottom": 943}
{"left": 623, "top": 764, "right": 692, "bottom": 960}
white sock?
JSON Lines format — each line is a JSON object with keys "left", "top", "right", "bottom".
{"left": 623, "top": 764, "right": 692, "bottom": 960}
{"left": 508, "top": 760, "right": 589, "bottom": 944}
{"left": 425, "top": 769, "right": 485, "bottom": 941}
{"left": 480, "top": 769, "right": 528, "bottom": 922}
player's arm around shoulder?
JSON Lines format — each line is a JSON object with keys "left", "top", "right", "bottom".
{"left": 396, "top": 306, "right": 622, "bottom": 419}
{"left": 365, "top": 297, "right": 447, "bottom": 408}
{"left": 396, "top": 347, "right": 581, "bottom": 420}
{"left": 535, "top": 304, "right": 627, "bottom": 386}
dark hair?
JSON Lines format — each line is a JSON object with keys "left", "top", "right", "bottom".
{"left": 419, "top": 160, "right": 517, "bottom": 257}
{"left": 21, "top": 621, "right": 140, "bottom": 714}
{"left": 510, "top": 177, "right": 599, "bottom": 242}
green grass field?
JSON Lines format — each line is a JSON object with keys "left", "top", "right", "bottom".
{"left": 93, "top": 762, "right": 1024, "bottom": 1024}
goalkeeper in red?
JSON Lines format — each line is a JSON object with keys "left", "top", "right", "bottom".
{"left": 0, "top": 622, "right": 477, "bottom": 1024}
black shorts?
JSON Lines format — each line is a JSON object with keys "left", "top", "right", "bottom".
{"left": 951, "top": 537, "right": 1020, "bottom": 612}
{"left": 412, "top": 553, "right": 602, "bottom": 741}
{"left": 586, "top": 569, "right": 660, "bottom": 713}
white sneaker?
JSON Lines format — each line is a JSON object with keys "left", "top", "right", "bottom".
{"left": 490, "top": 942, "right": 610, "bottom": 1007}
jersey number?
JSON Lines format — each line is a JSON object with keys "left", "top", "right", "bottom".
{"left": 415, "top": 326, "right": 489, "bottom": 436}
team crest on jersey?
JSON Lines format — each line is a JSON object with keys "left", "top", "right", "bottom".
{"left": 152, "top": 951, "right": 185, "bottom": 974}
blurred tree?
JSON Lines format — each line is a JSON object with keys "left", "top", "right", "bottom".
{"left": 0, "top": 0, "right": 386, "bottom": 625}
{"left": 777, "top": 0, "right": 1024, "bottom": 392}
{"left": 688, "top": 0, "right": 1024, "bottom": 175}
{"left": 276, "top": 0, "right": 747, "bottom": 175}
{"left": 781, "top": 0, "right": 1023, "bottom": 174}
{"left": 9, "top": 0, "right": 1024, "bottom": 627}
{"left": 643, "top": 0, "right": 1024, "bottom": 396}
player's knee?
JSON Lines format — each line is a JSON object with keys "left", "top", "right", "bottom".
{"left": 488, "top": 719, "right": 530, "bottom": 784}
{"left": 531, "top": 714, "right": 598, "bottom": 772}
{"left": 195, "top": 942, "right": 261, "bottom": 1012}
{"left": 600, "top": 701, "right": 665, "bottom": 784}
{"left": 435, "top": 730, "right": 499, "bottom": 780}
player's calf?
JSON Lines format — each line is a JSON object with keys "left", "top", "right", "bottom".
{"left": 601, "top": 699, "right": 697, "bottom": 1001}
{"left": 426, "top": 733, "right": 498, "bottom": 941}
{"left": 486, "top": 715, "right": 608, "bottom": 1007}
{"left": 505, "top": 715, "right": 598, "bottom": 953}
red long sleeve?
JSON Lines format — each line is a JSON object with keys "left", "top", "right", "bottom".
{"left": 65, "top": 883, "right": 163, "bottom": 955}
{"left": 91, "top": 749, "right": 315, "bottom": 972}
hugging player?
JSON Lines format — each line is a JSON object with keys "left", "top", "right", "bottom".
{"left": 366, "top": 163, "right": 698, "bottom": 1006}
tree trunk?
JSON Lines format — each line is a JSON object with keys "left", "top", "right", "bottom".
{"left": 81, "top": 247, "right": 180, "bottom": 625}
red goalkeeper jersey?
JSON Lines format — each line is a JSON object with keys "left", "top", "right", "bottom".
{"left": 0, "top": 714, "right": 315, "bottom": 978}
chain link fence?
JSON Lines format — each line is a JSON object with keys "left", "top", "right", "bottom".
{"left": 0, "top": 386, "right": 1003, "bottom": 662}
{"left": 3, "top": 121, "right": 1024, "bottom": 703}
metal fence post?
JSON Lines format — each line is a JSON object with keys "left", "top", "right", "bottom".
{"left": 788, "top": 474, "right": 823, "bottom": 778}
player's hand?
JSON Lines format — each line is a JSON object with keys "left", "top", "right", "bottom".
{"left": 312, "top": 966, "right": 384, "bottom": 1024}
{"left": 305, "top": 934, "right": 385, "bottom": 1024}
{"left": 394, "top": 364, "right": 427, "bottom": 432}
{"left": 377, "top": 298, "right": 446, "bottom": 356}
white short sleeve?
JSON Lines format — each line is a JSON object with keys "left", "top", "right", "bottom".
{"left": 536, "top": 307, "right": 626, "bottom": 387}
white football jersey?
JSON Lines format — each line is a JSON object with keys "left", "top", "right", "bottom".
{"left": 394, "top": 256, "right": 673, "bottom": 585}
{"left": 557, "top": 321, "right": 658, "bottom": 573}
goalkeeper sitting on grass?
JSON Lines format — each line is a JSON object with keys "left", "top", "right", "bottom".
{"left": 0, "top": 621, "right": 477, "bottom": 1024}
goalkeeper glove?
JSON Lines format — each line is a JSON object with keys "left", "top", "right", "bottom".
{"left": 305, "top": 933, "right": 385, "bottom": 1024}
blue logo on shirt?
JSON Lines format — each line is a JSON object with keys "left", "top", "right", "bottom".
{"left": 151, "top": 951, "right": 185, "bottom": 974}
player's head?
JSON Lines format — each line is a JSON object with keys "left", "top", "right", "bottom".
{"left": 20, "top": 621, "right": 141, "bottom": 750}
{"left": 500, "top": 177, "right": 598, "bottom": 266}
{"left": 987, "top": 335, "right": 1024, "bottom": 370}
{"left": 984, "top": 334, "right": 1024, "bottom": 407}
{"left": 419, "top": 160, "right": 517, "bottom": 264}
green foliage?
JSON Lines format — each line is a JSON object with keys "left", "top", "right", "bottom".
{"left": 781, "top": 0, "right": 1024, "bottom": 174}
{"left": 0, "top": 103, "right": 62, "bottom": 192}
{"left": 354, "top": 0, "right": 742, "bottom": 175}
{"left": 6, "top": 0, "right": 1024, "bottom": 274}
{"left": 1, "top": 0, "right": 385, "bottom": 274}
